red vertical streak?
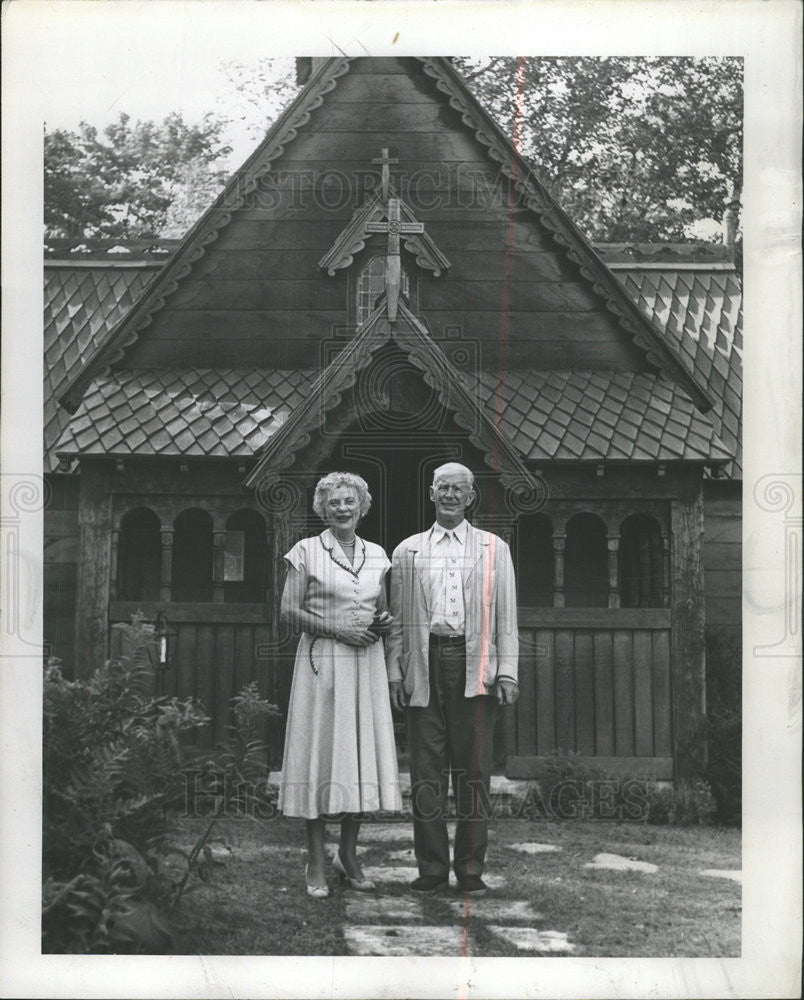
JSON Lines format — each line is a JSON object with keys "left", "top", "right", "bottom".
{"left": 493, "top": 57, "right": 527, "bottom": 467}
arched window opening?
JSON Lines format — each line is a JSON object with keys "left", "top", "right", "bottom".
{"left": 619, "top": 514, "right": 663, "bottom": 608}
{"left": 356, "top": 255, "right": 409, "bottom": 325}
{"left": 565, "top": 512, "right": 608, "bottom": 607}
{"left": 224, "top": 509, "right": 269, "bottom": 603}
{"left": 172, "top": 508, "right": 213, "bottom": 602}
{"left": 117, "top": 507, "right": 161, "bottom": 601}
{"left": 515, "top": 513, "right": 554, "bottom": 606}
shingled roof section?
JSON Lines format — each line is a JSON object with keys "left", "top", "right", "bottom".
{"left": 54, "top": 369, "right": 316, "bottom": 460}
{"left": 599, "top": 247, "right": 743, "bottom": 477}
{"left": 472, "top": 370, "right": 731, "bottom": 464}
{"left": 45, "top": 266, "right": 157, "bottom": 472}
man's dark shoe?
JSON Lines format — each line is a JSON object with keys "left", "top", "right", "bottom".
{"left": 457, "top": 875, "right": 488, "bottom": 898}
{"left": 410, "top": 875, "right": 449, "bottom": 894}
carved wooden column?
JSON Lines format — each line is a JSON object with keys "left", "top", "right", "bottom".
{"left": 212, "top": 530, "right": 226, "bottom": 603}
{"left": 670, "top": 471, "right": 707, "bottom": 781}
{"left": 109, "top": 527, "right": 121, "bottom": 601}
{"left": 552, "top": 533, "right": 566, "bottom": 607}
{"left": 75, "top": 461, "right": 113, "bottom": 676}
{"left": 661, "top": 534, "right": 671, "bottom": 607}
{"left": 159, "top": 529, "right": 173, "bottom": 603}
{"left": 264, "top": 526, "right": 274, "bottom": 605}
{"left": 607, "top": 534, "right": 620, "bottom": 609}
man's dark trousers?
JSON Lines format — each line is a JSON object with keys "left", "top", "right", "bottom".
{"left": 406, "top": 635, "right": 498, "bottom": 881}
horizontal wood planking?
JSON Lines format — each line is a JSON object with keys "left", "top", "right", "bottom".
{"left": 292, "top": 103, "right": 463, "bottom": 133}
{"left": 110, "top": 601, "right": 269, "bottom": 623}
{"left": 123, "top": 336, "right": 646, "bottom": 371}
{"left": 506, "top": 755, "right": 674, "bottom": 780}
{"left": 518, "top": 608, "right": 671, "bottom": 628}
{"left": 328, "top": 71, "right": 436, "bottom": 102}
{"left": 348, "top": 57, "right": 412, "bottom": 74}
{"left": 140, "top": 308, "right": 629, "bottom": 341}
{"left": 283, "top": 129, "right": 489, "bottom": 167}
{"left": 213, "top": 220, "right": 556, "bottom": 253}
{"left": 193, "top": 248, "right": 582, "bottom": 284}
{"left": 419, "top": 278, "right": 602, "bottom": 313}
{"left": 170, "top": 278, "right": 603, "bottom": 314}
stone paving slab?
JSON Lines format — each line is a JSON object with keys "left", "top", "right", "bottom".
{"left": 700, "top": 869, "right": 742, "bottom": 883}
{"left": 442, "top": 898, "right": 544, "bottom": 923}
{"left": 362, "top": 865, "right": 421, "bottom": 885}
{"left": 487, "top": 926, "right": 575, "bottom": 954}
{"left": 344, "top": 924, "right": 473, "bottom": 957}
{"left": 359, "top": 825, "right": 417, "bottom": 843}
{"left": 345, "top": 895, "right": 427, "bottom": 922}
{"left": 508, "top": 842, "right": 562, "bottom": 854}
{"left": 362, "top": 866, "right": 506, "bottom": 891}
{"left": 583, "top": 852, "right": 658, "bottom": 874}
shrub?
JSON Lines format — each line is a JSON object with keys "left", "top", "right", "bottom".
{"left": 519, "top": 751, "right": 718, "bottom": 825}
{"left": 42, "top": 616, "right": 282, "bottom": 952}
{"left": 643, "top": 778, "right": 717, "bottom": 825}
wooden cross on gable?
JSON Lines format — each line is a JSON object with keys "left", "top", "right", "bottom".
{"left": 317, "top": 148, "right": 450, "bottom": 309}
{"left": 366, "top": 198, "right": 424, "bottom": 322}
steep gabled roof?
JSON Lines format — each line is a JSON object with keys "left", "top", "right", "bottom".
{"left": 59, "top": 56, "right": 714, "bottom": 415}
{"left": 243, "top": 299, "right": 538, "bottom": 492}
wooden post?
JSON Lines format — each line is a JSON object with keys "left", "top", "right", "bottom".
{"left": 607, "top": 534, "right": 620, "bottom": 609}
{"left": 159, "top": 530, "right": 173, "bottom": 603}
{"left": 661, "top": 534, "right": 671, "bottom": 607}
{"left": 552, "top": 533, "right": 566, "bottom": 607}
{"left": 670, "top": 471, "right": 707, "bottom": 781}
{"left": 74, "top": 461, "right": 113, "bottom": 676}
{"left": 213, "top": 530, "right": 226, "bottom": 603}
{"left": 109, "top": 528, "right": 120, "bottom": 601}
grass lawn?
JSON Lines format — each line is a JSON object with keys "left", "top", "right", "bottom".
{"left": 168, "top": 815, "right": 741, "bottom": 957}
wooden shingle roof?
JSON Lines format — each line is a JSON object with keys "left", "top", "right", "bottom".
{"left": 472, "top": 370, "right": 730, "bottom": 464}
{"left": 54, "top": 368, "right": 314, "bottom": 461}
{"left": 44, "top": 242, "right": 743, "bottom": 476}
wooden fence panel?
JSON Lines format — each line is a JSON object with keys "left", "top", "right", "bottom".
{"left": 633, "top": 630, "right": 655, "bottom": 756}
{"left": 574, "top": 632, "right": 595, "bottom": 756}
{"left": 593, "top": 630, "right": 615, "bottom": 755}
{"left": 535, "top": 630, "right": 555, "bottom": 755}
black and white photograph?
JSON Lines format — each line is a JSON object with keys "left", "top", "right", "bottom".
{"left": 1, "top": 2, "right": 801, "bottom": 998}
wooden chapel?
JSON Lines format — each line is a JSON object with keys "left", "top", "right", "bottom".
{"left": 47, "top": 57, "right": 743, "bottom": 779}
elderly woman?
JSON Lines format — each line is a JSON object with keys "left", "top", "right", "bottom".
{"left": 278, "top": 472, "right": 402, "bottom": 898}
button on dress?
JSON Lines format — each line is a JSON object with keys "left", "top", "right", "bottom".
{"left": 278, "top": 529, "right": 402, "bottom": 818}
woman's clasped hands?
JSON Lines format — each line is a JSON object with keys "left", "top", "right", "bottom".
{"left": 332, "top": 611, "right": 394, "bottom": 647}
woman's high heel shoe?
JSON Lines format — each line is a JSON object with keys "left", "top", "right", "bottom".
{"left": 333, "top": 851, "right": 375, "bottom": 892}
{"left": 305, "top": 864, "right": 330, "bottom": 899}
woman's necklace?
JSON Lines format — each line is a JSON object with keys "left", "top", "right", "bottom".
{"left": 321, "top": 532, "right": 365, "bottom": 576}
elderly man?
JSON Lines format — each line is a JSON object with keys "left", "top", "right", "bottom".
{"left": 387, "top": 463, "right": 519, "bottom": 897}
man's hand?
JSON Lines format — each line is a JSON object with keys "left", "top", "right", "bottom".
{"left": 389, "top": 680, "right": 408, "bottom": 712}
{"left": 496, "top": 679, "right": 519, "bottom": 706}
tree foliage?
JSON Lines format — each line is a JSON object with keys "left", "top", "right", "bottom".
{"left": 44, "top": 112, "right": 232, "bottom": 239}
{"left": 43, "top": 58, "right": 742, "bottom": 244}
{"left": 453, "top": 56, "right": 743, "bottom": 242}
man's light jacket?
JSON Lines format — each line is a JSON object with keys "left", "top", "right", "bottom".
{"left": 386, "top": 522, "right": 519, "bottom": 706}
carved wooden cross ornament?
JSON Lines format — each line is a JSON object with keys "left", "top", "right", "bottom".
{"left": 366, "top": 198, "right": 424, "bottom": 322}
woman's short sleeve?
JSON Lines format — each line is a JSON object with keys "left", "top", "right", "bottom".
{"left": 368, "top": 542, "right": 391, "bottom": 575}
{"left": 283, "top": 539, "right": 307, "bottom": 574}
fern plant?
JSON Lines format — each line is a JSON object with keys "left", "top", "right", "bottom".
{"left": 43, "top": 619, "right": 283, "bottom": 952}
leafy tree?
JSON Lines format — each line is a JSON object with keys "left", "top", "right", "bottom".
{"left": 44, "top": 112, "right": 232, "bottom": 240}
{"left": 453, "top": 56, "right": 742, "bottom": 243}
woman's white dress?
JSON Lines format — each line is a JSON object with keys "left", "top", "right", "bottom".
{"left": 278, "top": 529, "right": 402, "bottom": 818}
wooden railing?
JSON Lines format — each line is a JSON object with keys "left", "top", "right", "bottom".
{"left": 504, "top": 607, "right": 673, "bottom": 779}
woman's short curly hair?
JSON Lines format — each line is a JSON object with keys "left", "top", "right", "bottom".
{"left": 312, "top": 472, "right": 372, "bottom": 520}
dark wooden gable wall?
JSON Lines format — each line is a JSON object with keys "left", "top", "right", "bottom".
{"left": 122, "top": 57, "right": 651, "bottom": 372}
